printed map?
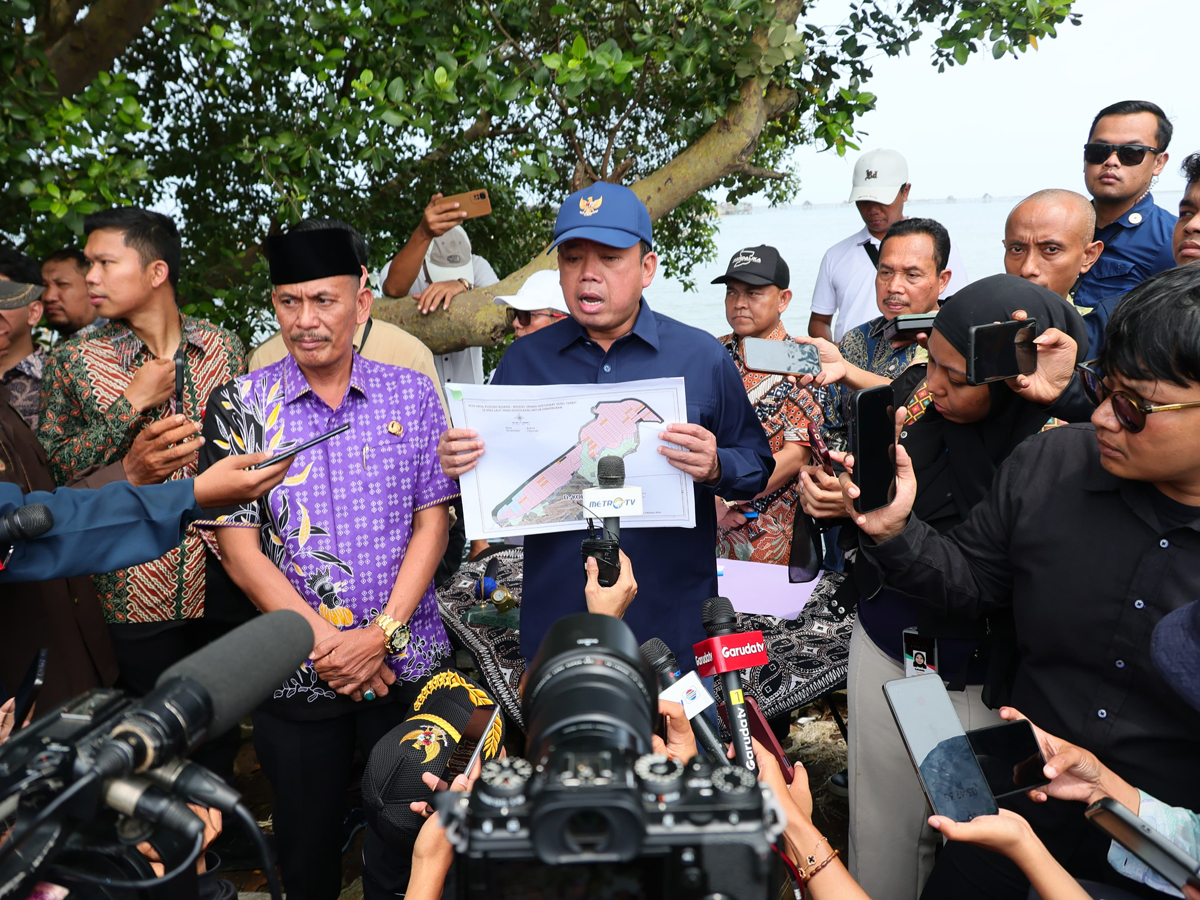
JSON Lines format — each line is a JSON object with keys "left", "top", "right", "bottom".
{"left": 492, "top": 399, "right": 663, "bottom": 527}
{"left": 446, "top": 377, "right": 695, "bottom": 539}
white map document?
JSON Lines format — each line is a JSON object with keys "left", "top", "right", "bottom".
{"left": 446, "top": 377, "right": 696, "bottom": 539}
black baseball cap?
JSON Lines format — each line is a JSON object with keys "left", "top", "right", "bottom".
{"left": 711, "top": 245, "right": 789, "bottom": 289}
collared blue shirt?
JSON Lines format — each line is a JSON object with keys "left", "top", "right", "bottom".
{"left": 491, "top": 300, "right": 774, "bottom": 663}
{"left": 1074, "top": 193, "right": 1177, "bottom": 313}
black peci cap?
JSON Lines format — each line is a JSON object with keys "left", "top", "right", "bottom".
{"left": 711, "top": 245, "right": 790, "bottom": 289}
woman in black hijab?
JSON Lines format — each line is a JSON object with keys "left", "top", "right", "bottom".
{"left": 803, "top": 273, "right": 1089, "bottom": 897}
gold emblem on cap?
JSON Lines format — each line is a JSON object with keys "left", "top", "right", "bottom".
{"left": 0, "top": 460, "right": 6, "bottom": 472}
{"left": 387, "top": 420, "right": 404, "bottom": 437}
{"left": 579, "top": 195, "right": 603, "bottom": 217}
{"left": 1129, "top": 212, "right": 1143, "bottom": 225}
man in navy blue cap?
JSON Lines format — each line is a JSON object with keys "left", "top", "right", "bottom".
{"left": 437, "top": 182, "right": 774, "bottom": 665}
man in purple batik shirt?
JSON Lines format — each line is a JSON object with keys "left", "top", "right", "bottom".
{"left": 195, "top": 219, "right": 458, "bottom": 900}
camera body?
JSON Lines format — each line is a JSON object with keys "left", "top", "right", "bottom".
{"left": 440, "top": 753, "right": 782, "bottom": 899}
{"left": 434, "top": 613, "right": 785, "bottom": 899}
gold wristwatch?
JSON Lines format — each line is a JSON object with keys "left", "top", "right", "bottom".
{"left": 372, "top": 613, "right": 412, "bottom": 656}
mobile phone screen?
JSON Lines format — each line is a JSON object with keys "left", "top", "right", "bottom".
{"left": 441, "top": 705, "right": 500, "bottom": 785}
{"left": 966, "top": 720, "right": 1048, "bottom": 799}
{"left": 248, "top": 423, "right": 351, "bottom": 470}
{"left": 884, "top": 674, "right": 997, "bottom": 822}
{"left": 742, "top": 338, "right": 822, "bottom": 377}
{"left": 968, "top": 320, "right": 1038, "bottom": 385}
{"left": 849, "top": 384, "right": 896, "bottom": 513}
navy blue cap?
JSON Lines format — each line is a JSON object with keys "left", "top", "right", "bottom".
{"left": 1152, "top": 600, "right": 1200, "bottom": 714}
{"left": 548, "top": 182, "right": 653, "bottom": 253}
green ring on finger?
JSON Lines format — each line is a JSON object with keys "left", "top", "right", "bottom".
{"left": 363, "top": 688, "right": 376, "bottom": 701}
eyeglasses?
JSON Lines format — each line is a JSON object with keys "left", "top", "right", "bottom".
{"left": 1076, "top": 363, "right": 1200, "bottom": 433}
{"left": 1083, "top": 142, "right": 1161, "bottom": 167}
{"left": 514, "top": 309, "right": 568, "bottom": 327}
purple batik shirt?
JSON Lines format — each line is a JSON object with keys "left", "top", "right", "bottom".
{"left": 197, "top": 353, "right": 458, "bottom": 717}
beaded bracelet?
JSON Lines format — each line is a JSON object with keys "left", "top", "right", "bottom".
{"left": 800, "top": 848, "right": 840, "bottom": 883}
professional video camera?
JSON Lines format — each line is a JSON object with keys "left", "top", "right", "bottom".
{"left": 0, "top": 611, "right": 311, "bottom": 900}
{"left": 436, "top": 613, "right": 785, "bottom": 900}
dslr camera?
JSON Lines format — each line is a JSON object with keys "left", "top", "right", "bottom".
{"left": 436, "top": 613, "right": 785, "bottom": 899}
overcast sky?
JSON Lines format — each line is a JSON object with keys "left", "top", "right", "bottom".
{"left": 784, "top": 0, "right": 1200, "bottom": 205}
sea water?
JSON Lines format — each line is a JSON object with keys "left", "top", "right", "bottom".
{"left": 645, "top": 192, "right": 1183, "bottom": 338}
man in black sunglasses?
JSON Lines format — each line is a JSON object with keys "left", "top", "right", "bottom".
{"left": 842, "top": 263, "right": 1200, "bottom": 899}
{"left": 1075, "top": 100, "right": 1177, "bottom": 313}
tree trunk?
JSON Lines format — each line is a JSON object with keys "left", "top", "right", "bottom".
{"left": 372, "top": 0, "right": 802, "bottom": 354}
{"left": 44, "top": 0, "right": 165, "bottom": 98}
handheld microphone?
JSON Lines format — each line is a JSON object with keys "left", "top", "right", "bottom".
{"left": 698, "top": 597, "right": 757, "bottom": 771}
{"left": 91, "top": 610, "right": 313, "bottom": 778}
{"left": 598, "top": 455, "right": 624, "bottom": 542}
{"left": 640, "top": 638, "right": 726, "bottom": 762}
{"left": 0, "top": 504, "right": 53, "bottom": 545}
{"left": 580, "top": 455, "right": 624, "bottom": 587}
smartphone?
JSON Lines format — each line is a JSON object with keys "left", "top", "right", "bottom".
{"left": 174, "top": 349, "right": 186, "bottom": 414}
{"left": 742, "top": 338, "right": 822, "bottom": 378}
{"left": 966, "top": 319, "right": 1038, "bottom": 386}
{"left": 883, "top": 674, "right": 998, "bottom": 822}
{"left": 13, "top": 649, "right": 47, "bottom": 730}
{"left": 881, "top": 313, "right": 939, "bottom": 342}
{"left": 440, "top": 189, "right": 492, "bottom": 220}
{"left": 848, "top": 384, "right": 896, "bottom": 514}
{"left": 248, "top": 423, "right": 351, "bottom": 470}
{"left": 806, "top": 421, "right": 834, "bottom": 477}
{"left": 440, "top": 704, "right": 501, "bottom": 786}
{"left": 1086, "top": 797, "right": 1200, "bottom": 891}
{"left": 966, "top": 720, "right": 1049, "bottom": 799}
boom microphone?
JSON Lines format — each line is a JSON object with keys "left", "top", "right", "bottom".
{"left": 640, "top": 638, "right": 726, "bottom": 762}
{"left": 699, "top": 597, "right": 757, "bottom": 771}
{"left": 0, "top": 503, "right": 53, "bottom": 545}
{"left": 92, "top": 610, "right": 313, "bottom": 777}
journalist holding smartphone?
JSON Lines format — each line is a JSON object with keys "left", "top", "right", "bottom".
{"left": 837, "top": 264, "right": 1200, "bottom": 899}
{"left": 801, "top": 274, "right": 1090, "bottom": 899}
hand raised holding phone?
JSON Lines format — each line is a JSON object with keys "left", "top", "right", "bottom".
{"left": 838, "top": 406, "right": 917, "bottom": 542}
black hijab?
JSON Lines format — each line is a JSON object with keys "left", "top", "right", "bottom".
{"left": 909, "top": 273, "right": 1089, "bottom": 523}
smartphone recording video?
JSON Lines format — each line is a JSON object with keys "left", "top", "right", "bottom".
{"left": 742, "top": 338, "right": 822, "bottom": 378}
{"left": 967, "top": 319, "right": 1038, "bottom": 386}
{"left": 849, "top": 384, "right": 896, "bottom": 514}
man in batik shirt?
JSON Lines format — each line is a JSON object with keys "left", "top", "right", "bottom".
{"left": 37, "top": 209, "right": 247, "bottom": 701}
{"left": 196, "top": 221, "right": 457, "bottom": 900}
{"left": 712, "top": 246, "right": 821, "bottom": 565}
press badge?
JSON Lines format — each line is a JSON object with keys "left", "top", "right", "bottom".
{"left": 903, "top": 627, "right": 938, "bottom": 678}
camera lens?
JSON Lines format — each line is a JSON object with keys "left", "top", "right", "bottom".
{"left": 565, "top": 810, "right": 610, "bottom": 852}
{"left": 523, "top": 613, "right": 656, "bottom": 761}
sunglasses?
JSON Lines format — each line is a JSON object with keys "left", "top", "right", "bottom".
{"left": 514, "top": 309, "right": 568, "bottom": 327}
{"left": 1076, "top": 364, "right": 1200, "bottom": 433}
{"left": 1083, "top": 142, "right": 1161, "bottom": 167}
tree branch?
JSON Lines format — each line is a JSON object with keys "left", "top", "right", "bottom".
{"left": 739, "top": 163, "right": 787, "bottom": 180}
{"left": 44, "top": 0, "right": 165, "bottom": 98}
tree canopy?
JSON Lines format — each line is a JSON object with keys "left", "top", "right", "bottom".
{"left": 2, "top": 0, "right": 1078, "bottom": 348}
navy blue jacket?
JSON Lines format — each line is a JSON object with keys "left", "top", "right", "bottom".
{"left": 492, "top": 301, "right": 774, "bottom": 663}
{"left": 1, "top": 480, "right": 201, "bottom": 583}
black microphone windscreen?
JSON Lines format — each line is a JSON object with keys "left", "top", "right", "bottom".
{"left": 2, "top": 503, "right": 54, "bottom": 542}
{"left": 701, "top": 596, "right": 737, "bottom": 635}
{"left": 640, "top": 638, "right": 677, "bottom": 673}
{"left": 597, "top": 455, "right": 625, "bottom": 488}
{"left": 157, "top": 610, "right": 312, "bottom": 735}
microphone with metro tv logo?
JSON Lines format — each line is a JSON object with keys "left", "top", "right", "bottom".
{"left": 580, "top": 455, "right": 627, "bottom": 588}
{"left": 695, "top": 596, "right": 767, "bottom": 771}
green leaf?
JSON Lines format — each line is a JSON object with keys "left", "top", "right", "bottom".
{"left": 571, "top": 34, "right": 588, "bottom": 59}
{"left": 360, "top": 68, "right": 374, "bottom": 85}
{"left": 386, "top": 77, "right": 406, "bottom": 104}
{"left": 992, "top": 39, "right": 1008, "bottom": 59}
{"left": 209, "top": 23, "right": 225, "bottom": 39}
{"left": 380, "top": 109, "right": 404, "bottom": 127}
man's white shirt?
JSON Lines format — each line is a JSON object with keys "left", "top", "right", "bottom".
{"left": 379, "top": 254, "right": 500, "bottom": 389}
{"left": 810, "top": 225, "right": 969, "bottom": 342}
